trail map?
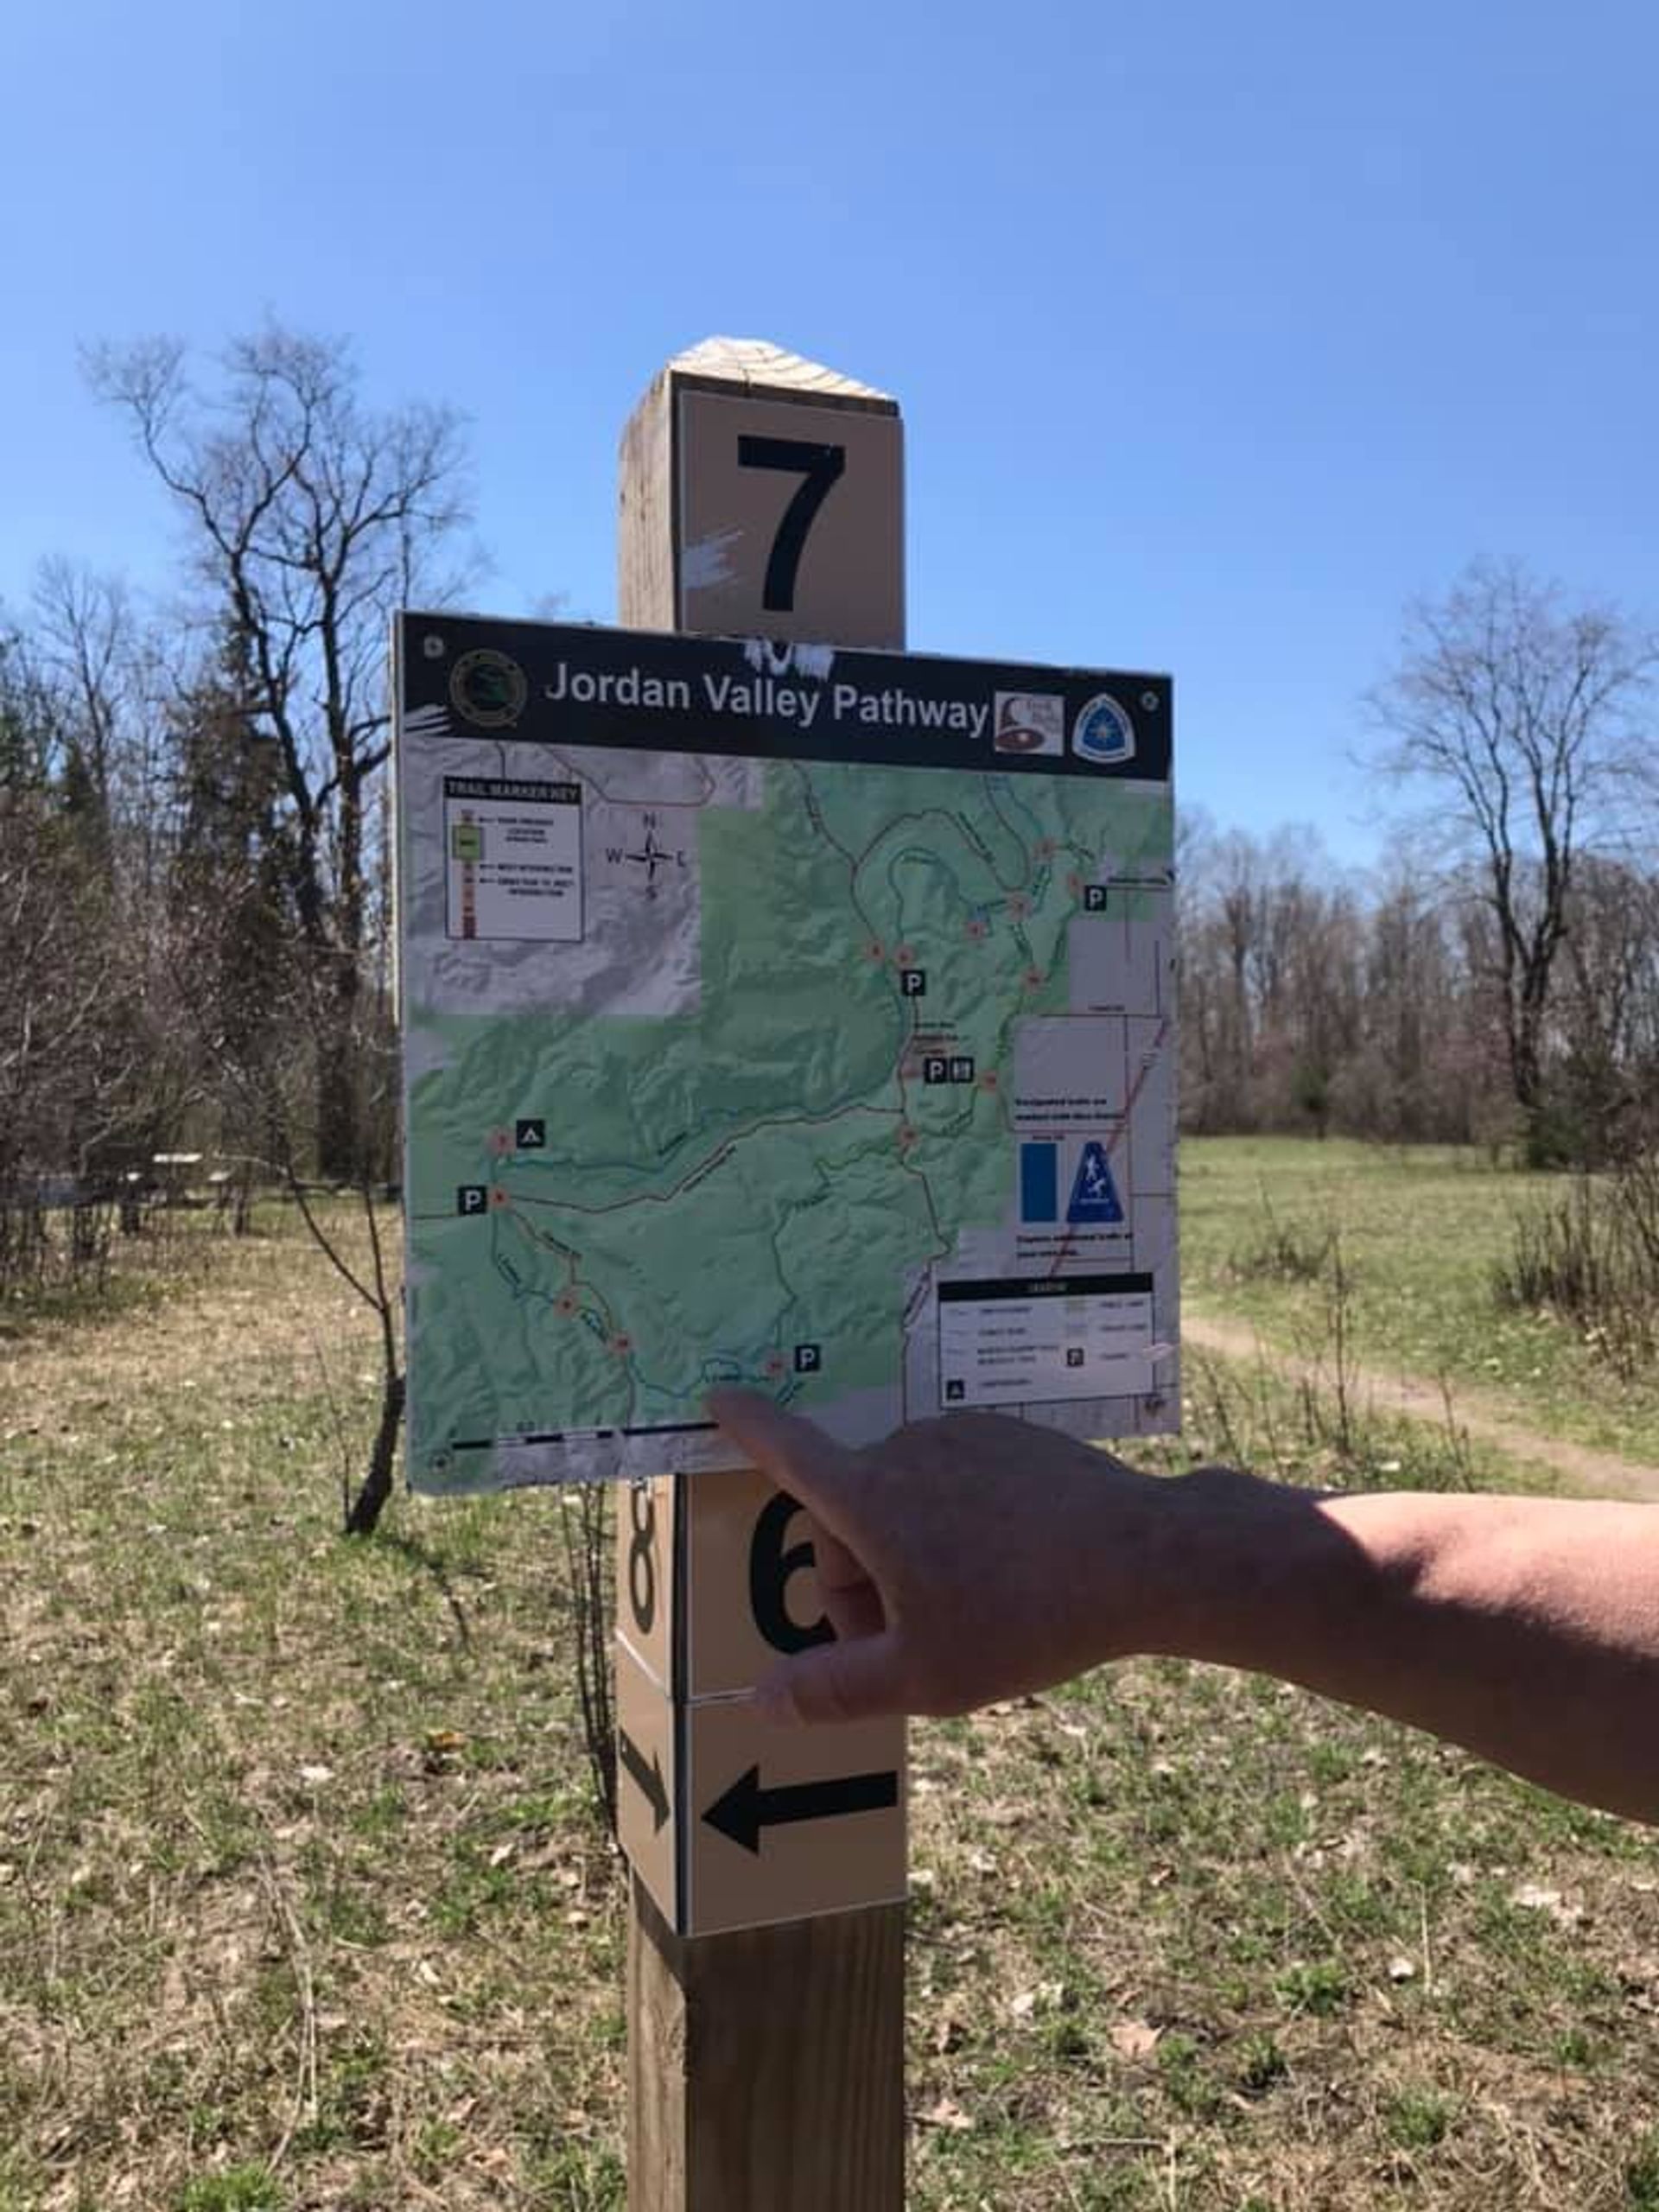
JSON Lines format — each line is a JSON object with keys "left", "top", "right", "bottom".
{"left": 396, "top": 615, "right": 1177, "bottom": 1488}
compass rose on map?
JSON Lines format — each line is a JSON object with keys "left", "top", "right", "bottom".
{"left": 605, "top": 811, "right": 689, "bottom": 901}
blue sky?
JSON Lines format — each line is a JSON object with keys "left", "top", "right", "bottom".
{"left": 3, "top": 0, "right": 1655, "bottom": 862}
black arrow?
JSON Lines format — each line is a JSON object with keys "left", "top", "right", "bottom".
{"left": 702, "top": 1764, "right": 899, "bottom": 1856}
{"left": 618, "top": 1727, "right": 670, "bottom": 1834}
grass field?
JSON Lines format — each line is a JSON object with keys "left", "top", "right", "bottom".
{"left": 5, "top": 1164, "right": 1659, "bottom": 2209}
{"left": 1182, "top": 1136, "right": 1659, "bottom": 1467}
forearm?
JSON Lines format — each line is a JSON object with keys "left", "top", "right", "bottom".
{"left": 1157, "top": 1469, "right": 1659, "bottom": 1823}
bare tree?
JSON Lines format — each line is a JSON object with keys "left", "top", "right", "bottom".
{"left": 86, "top": 325, "right": 474, "bottom": 1177}
{"left": 0, "top": 622, "right": 54, "bottom": 790}
{"left": 30, "top": 560, "right": 130, "bottom": 846}
{"left": 0, "top": 612, "right": 194, "bottom": 1211}
{"left": 1368, "top": 561, "right": 1657, "bottom": 1146}
{"left": 1553, "top": 854, "right": 1659, "bottom": 1157}
{"left": 1343, "top": 855, "right": 1492, "bottom": 1142}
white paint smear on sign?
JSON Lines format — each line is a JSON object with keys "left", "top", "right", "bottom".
{"left": 682, "top": 528, "right": 743, "bottom": 590}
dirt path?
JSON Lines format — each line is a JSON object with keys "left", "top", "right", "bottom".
{"left": 1182, "top": 1308, "right": 1659, "bottom": 1501}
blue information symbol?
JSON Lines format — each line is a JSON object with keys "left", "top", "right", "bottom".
{"left": 1067, "top": 1142, "right": 1123, "bottom": 1224}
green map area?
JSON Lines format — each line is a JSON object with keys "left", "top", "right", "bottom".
{"left": 405, "top": 757, "right": 1171, "bottom": 1489}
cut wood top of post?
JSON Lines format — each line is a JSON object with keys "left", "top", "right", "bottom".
{"left": 664, "top": 336, "right": 895, "bottom": 409}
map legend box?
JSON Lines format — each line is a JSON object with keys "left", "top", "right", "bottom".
{"left": 938, "top": 1274, "right": 1156, "bottom": 1409}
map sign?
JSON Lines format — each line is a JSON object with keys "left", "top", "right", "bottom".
{"left": 396, "top": 614, "right": 1177, "bottom": 1489}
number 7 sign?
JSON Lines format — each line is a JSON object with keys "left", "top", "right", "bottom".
{"left": 675, "top": 384, "right": 905, "bottom": 647}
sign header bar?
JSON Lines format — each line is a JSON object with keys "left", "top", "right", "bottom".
{"left": 399, "top": 614, "right": 1171, "bottom": 784}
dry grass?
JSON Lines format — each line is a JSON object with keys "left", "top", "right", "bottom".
{"left": 2, "top": 1211, "right": 623, "bottom": 2210}
{"left": 5, "top": 1209, "right": 1659, "bottom": 2208}
{"left": 1182, "top": 1136, "right": 1659, "bottom": 1466}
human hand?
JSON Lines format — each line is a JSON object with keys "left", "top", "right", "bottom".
{"left": 706, "top": 1389, "right": 1195, "bottom": 1725}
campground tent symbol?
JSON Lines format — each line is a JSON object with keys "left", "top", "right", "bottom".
{"left": 1066, "top": 1141, "right": 1124, "bottom": 1224}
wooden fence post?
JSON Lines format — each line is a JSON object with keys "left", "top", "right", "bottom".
{"left": 616, "top": 337, "right": 909, "bottom": 2212}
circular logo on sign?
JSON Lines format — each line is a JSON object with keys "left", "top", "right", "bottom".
{"left": 1071, "top": 692, "right": 1136, "bottom": 766}
{"left": 449, "top": 648, "right": 528, "bottom": 730}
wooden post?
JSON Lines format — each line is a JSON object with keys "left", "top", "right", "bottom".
{"left": 616, "top": 338, "right": 908, "bottom": 2211}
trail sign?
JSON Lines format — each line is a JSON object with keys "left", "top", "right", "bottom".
{"left": 613, "top": 1454, "right": 908, "bottom": 1938}
{"left": 674, "top": 390, "right": 902, "bottom": 642}
{"left": 702, "top": 1761, "right": 900, "bottom": 1855}
{"left": 394, "top": 615, "right": 1177, "bottom": 1491}
{"left": 616, "top": 1665, "right": 907, "bottom": 1938}
{"left": 1069, "top": 1139, "right": 1125, "bottom": 1224}
{"left": 397, "top": 334, "right": 1179, "bottom": 2209}
{"left": 614, "top": 1638, "right": 677, "bottom": 1917}
{"left": 685, "top": 1468, "right": 833, "bottom": 1698}
{"left": 615, "top": 1472, "right": 673, "bottom": 1688}
{"left": 613, "top": 1459, "right": 908, "bottom": 1931}
{"left": 687, "top": 1699, "right": 904, "bottom": 1933}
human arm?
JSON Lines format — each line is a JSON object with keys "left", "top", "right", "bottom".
{"left": 707, "top": 1390, "right": 1659, "bottom": 1825}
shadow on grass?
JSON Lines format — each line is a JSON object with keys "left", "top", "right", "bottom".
{"left": 358, "top": 1526, "right": 476, "bottom": 1650}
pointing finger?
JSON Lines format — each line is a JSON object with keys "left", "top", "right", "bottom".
{"left": 705, "top": 1389, "right": 873, "bottom": 1553}
{"left": 759, "top": 1629, "right": 906, "bottom": 1726}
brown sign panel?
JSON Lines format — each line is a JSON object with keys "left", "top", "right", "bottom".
{"left": 614, "top": 1637, "right": 679, "bottom": 1927}
{"left": 677, "top": 389, "right": 905, "bottom": 648}
{"left": 619, "top": 1624, "right": 907, "bottom": 1938}
{"left": 614, "top": 1475, "right": 676, "bottom": 1690}
{"left": 683, "top": 1701, "right": 906, "bottom": 1939}
{"left": 683, "top": 1469, "right": 833, "bottom": 1699}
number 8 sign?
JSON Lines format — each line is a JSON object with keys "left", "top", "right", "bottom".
{"left": 615, "top": 1469, "right": 836, "bottom": 1700}
{"left": 615, "top": 1475, "right": 672, "bottom": 1689}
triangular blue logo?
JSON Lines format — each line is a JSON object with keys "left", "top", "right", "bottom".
{"left": 1067, "top": 1141, "right": 1123, "bottom": 1224}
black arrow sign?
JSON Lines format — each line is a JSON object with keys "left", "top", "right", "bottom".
{"left": 702, "top": 1763, "right": 899, "bottom": 1856}
{"left": 618, "top": 1727, "right": 670, "bottom": 1834}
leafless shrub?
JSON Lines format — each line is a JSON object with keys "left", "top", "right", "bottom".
{"left": 1495, "top": 1155, "right": 1659, "bottom": 1377}
{"left": 1230, "top": 1190, "right": 1336, "bottom": 1285}
{"left": 559, "top": 1484, "right": 618, "bottom": 1836}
